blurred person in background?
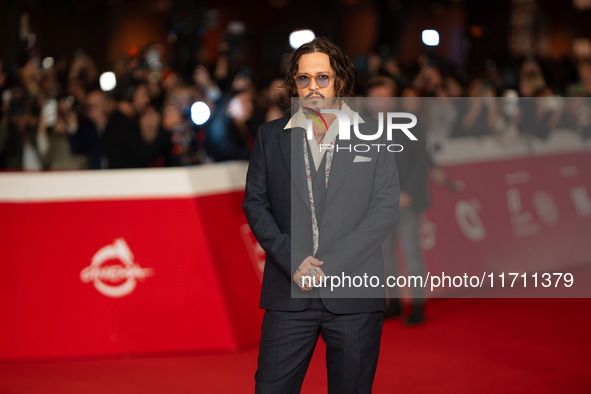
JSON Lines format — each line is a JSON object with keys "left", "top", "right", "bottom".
{"left": 205, "top": 89, "right": 254, "bottom": 161}
{"left": 103, "top": 82, "right": 169, "bottom": 168}
{"left": 65, "top": 78, "right": 89, "bottom": 111}
{"left": 60, "top": 53, "right": 96, "bottom": 134}
{"left": 364, "top": 49, "right": 406, "bottom": 89}
{"left": 0, "top": 60, "right": 7, "bottom": 148}
{"left": 370, "top": 85, "right": 459, "bottom": 324}
{"left": 365, "top": 76, "right": 397, "bottom": 101}
{"left": 379, "top": 86, "right": 431, "bottom": 324}
{"left": 576, "top": 58, "right": 591, "bottom": 96}
{"left": 18, "top": 56, "right": 43, "bottom": 99}
{"left": 37, "top": 96, "right": 90, "bottom": 170}
{"left": 68, "top": 50, "right": 98, "bottom": 90}
{"left": 0, "top": 60, "right": 6, "bottom": 89}
{"left": 555, "top": 91, "right": 591, "bottom": 139}
{"left": 518, "top": 73, "right": 546, "bottom": 98}
{"left": 364, "top": 76, "right": 398, "bottom": 119}
{"left": 205, "top": 70, "right": 256, "bottom": 162}
{"left": 1, "top": 56, "right": 51, "bottom": 170}
{"left": 440, "top": 75, "right": 464, "bottom": 97}
{"left": 66, "top": 89, "right": 109, "bottom": 169}
{"left": 260, "top": 77, "right": 286, "bottom": 123}
{"left": 511, "top": 57, "right": 551, "bottom": 139}
{"left": 427, "top": 75, "right": 461, "bottom": 151}
{"left": 193, "top": 64, "right": 222, "bottom": 104}
{"left": 413, "top": 55, "right": 443, "bottom": 97}
{"left": 192, "top": 64, "right": 223, "bottom": 162}
{"left": 162, "top": 82, "right": 203, "bottom": 165}
{"left": 483, "top": 59, "right": 506, "bottom": 95}
{"left": 517, "top": 76, "right": 561, "bottom": 141}
{"left": 0, "top": 88, "right": 44, "bottom": 170}
{"left": 450, "top": 78, "right": 501, "bottom": 138}
{"left": 138, "top": 105, "right": 172, "bottom": 167}
{"left": 31, "top": 56, "right": 91, "bottom": 170}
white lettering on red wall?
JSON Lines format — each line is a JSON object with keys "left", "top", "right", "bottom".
{"left": 80, "top": 238, "right": 154, "bottom": 298}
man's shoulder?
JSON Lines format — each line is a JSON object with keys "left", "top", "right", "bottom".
{"left": 260, "top": 115, "right": 290, "bottom": 134}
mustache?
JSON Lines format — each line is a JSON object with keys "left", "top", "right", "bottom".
{"left": 305, "top": 92, "right": 325, "bottom": 99}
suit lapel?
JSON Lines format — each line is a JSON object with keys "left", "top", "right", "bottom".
{"left": 282, "top": 122, "right": 368, "bottom": 214}
{"left": 325, "top": 131, "right": 356, "bottom": 205}
{"left": 279, "top": 127, "right": 292, "bottom": 175}
{"left": 279, "top": 127, "right": 311, "bottom": 213}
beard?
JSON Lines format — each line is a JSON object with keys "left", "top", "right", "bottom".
{"left": 301, "top": 92, "right": 338, "bottom": 112}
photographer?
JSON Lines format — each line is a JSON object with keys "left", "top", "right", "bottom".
{"left": 0, "top": 87, "right": 45, "bottom": 170}
{"left": 103, "top": 82, "right": 170, "bottom": 168}
{"left": 66, "top": 89, "right": 109, "bottom": 170}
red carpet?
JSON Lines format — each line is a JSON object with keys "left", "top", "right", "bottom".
{"left": 1, "top": 298, "right": 589, "bottom": 393}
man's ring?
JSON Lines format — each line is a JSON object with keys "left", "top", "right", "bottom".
{"left": 309, "top": 268, "right": 318, "bottom": 276}
{"left": 296, "top": 280, "right": 302, "bottom": 285}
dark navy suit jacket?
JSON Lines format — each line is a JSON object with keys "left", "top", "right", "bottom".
{"left": 243, "top": 114, "right": 399, "bottom": 314}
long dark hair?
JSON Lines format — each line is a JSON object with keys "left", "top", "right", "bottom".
{"left": 283, "top": 37, "right": 355, "bottom": 103}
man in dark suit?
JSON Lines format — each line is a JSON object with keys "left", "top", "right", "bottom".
{"left": 243, "top": 37, "right": 399, "bottom": 393}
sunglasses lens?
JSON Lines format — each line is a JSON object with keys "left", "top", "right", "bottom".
{"left": 295, "top": 74, "right": 330, "bottom": 88}
{"left": 317, "top": 75, "right": 329, "bottom": 87}
{"left": 296, "top": 75, "right": 310, "bottom": 88}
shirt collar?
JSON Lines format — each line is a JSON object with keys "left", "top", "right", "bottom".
{"left": 283, "top": 101, "right": 364, "bottom": 130}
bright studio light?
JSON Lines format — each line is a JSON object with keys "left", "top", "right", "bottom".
{"left": 99, "top": 72, "right": 117, "bottom": 92}
{"left": 422, "top": 29, "right": 440, "bottom": 46}
{"left": 289, "top": 30, "right": 315, "bottom": 50}
{"left": 191, "top": 101, "right": 211, "bottom": 125}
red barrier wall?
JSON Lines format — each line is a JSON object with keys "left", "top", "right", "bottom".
{"left": 0, "top": 163, "right": 265, "bottom": 359}
{"left": 1, "top": 147, "right": 590, "bottom": 359}
{"left": 422, "top": 151, "right": 591, "bottom": 283}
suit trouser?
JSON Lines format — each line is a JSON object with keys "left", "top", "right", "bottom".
{"left": 255, "top": 297, "right": 383, "bottom": 394}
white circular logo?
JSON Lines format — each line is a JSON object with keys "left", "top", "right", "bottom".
{"left": 455, "top": 200, "right": 487, "bottom": 242}
{"left": 80, "top": 238, "right": 154, "bottom": 298}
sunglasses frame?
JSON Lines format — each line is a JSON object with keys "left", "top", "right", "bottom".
{"left": 294, "top": 73, "right": 334, "bottom": 88}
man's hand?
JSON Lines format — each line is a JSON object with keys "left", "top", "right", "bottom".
{"left": 399, "top": 191, "right": 412, "bottom": 210}
{"left": 293, "top": 256, "right": 326, "bottom": 291}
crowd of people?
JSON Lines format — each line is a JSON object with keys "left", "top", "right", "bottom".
{"left": 1, "top": 40, "right": 590, "bottom": 171}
